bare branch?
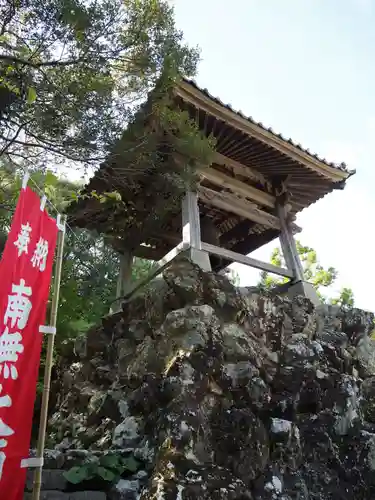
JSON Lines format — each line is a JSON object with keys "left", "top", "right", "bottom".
{"left": 0, "top": 1, "right": 17, "bottom": 36}
{"left": 0, "top": 119, "right": 33, "bottom": 156}
{"left": 0, "top": 54, "right": 90, "bottom": 68}
{"left": 0, "top": 134, "right": 106, "bottom": 163}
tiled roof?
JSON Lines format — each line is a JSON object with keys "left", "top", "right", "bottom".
{"left": 68, "top": 77, "right": 355, "bottom": 265}
{"left": 183, "top": 78, "right": 354, "bottom": 175}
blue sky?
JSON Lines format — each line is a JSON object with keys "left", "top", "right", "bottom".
{"left": 172, "top": 0, "right": 375, "bottom": 311}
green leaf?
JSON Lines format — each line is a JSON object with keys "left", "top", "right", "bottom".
{"left": 99, "top": 454, "right": 123, "bottom": 470}
{"left": 27, "top": 87, "right": 37, "bottom": 104}
{"left": 96, "top": 466, "right": 116, "bottom": 482}
{"left": 44, "top": 184, "right": 56, "bottom": 200}
{"left": 90, "top": 190, "right": 100, "bottom": 200}
{"left": 103, "top": 191, "right": 122, "bottom": 201}
{"left": 45, "top": 170, "right": 58, "bottom": 187}
{"left": 63, "top": 465, "right": 92, "bottom": 485}
{"left": 123, "top": 456, "right": 140, "bottom": 473}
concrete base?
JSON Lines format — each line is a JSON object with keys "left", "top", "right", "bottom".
{"left": 109, "top": 297, "right": 124, "bottom": 314}
{"left": 270, "top": 280, "right": 321, "bottom": 306}
{"left": 287, "top": 280, "right": 321, "bottom": 306}
{"left": 182, "top": 248, "right": 212, "bottom": 272}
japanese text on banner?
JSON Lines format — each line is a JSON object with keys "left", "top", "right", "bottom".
{"left": 0, "top": 186, "right": 58, "bottom": 499}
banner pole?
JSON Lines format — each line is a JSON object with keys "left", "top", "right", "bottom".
{"left": 31, "top": 215, "right": 66, "bottom": 500}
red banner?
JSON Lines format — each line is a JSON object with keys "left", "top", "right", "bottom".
{"left": 0, "top": 185, "right": 58, "bottom": 498}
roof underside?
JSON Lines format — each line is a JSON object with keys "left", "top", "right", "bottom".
{"left": 68, "top": 78, "right": 352, "bottom": 271}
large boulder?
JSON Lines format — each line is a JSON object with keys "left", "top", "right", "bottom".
{"left": 43, "top": 257, "right": 375, "bottom": 499}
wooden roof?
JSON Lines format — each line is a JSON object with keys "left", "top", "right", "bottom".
{"left": 68, "top": 78, "right": 353, "bottom": 270}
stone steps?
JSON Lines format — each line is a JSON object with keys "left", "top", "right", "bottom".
{"left": 23, "top": 469, "right": 107, "bottom": 500}
{"left": 24, "top": 492, "right": 106, "bottom": 500}
{"left": 25, "top": 469, "right": 67, "bottom": 492}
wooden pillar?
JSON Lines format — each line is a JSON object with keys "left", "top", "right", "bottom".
{"left": 277, "top": 203, "right": 304, "bottom": 282}
{"left": 277, "top": 202, "right": 320, "bottom": 306}
{"left": 181, "top": 191, "right": 211, "bottom": 271}
{"left": 116, "top": 250, "right": 134, "bottom": 298}
{"left": 182, "top": 191, "right": 201, "bottom": 249}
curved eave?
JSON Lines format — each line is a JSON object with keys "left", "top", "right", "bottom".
{"left": 175, "top": 79, "right": 353, "bottom": 184}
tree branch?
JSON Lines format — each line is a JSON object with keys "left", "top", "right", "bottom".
{"left": 0, "top": 1, "right": 17, "bottom": 37}
{"left": 0, "top": 131, "right": 109, "bottom": 163}
{"left": 0, "top": 54, "right": 89, "bottom": 68}
{"left": 0, "top": 119, "right": 33, "bottom": 157}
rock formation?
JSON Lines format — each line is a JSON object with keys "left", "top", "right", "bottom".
{"left": 27, "top": 257, "right": 375, "bottom": 499}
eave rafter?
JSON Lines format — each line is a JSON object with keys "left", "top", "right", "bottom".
{"left": 175, "top": 81, "right": 350, "bottom": 183}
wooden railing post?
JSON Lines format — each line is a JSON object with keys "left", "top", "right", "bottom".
{"left": 181, "top": 191, "right": 211, "bottom": 271}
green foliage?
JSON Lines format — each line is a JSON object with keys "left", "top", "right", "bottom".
{"left": 258, "top": 240, "right": 354, "bottom": 306}
{"left": 1, "top": 0, "right": 215, "bottom": 260}
{"left": 0, "top": 0, "right": 201, "bottom": 169}
{"left": 0, "top": 164, "right": 73, "bottom": 254}
{"left": 0, "top": 166, "right": 157, "bottom": 385}
{"left": 78, "top": 85, "right": 216, "bottom": 238}
{"left": 26, "top": 87, "right": 37, "bottom": 105}
{"left": 330, "top": 287, "right": 355, "bottom": 309}
{"left": 1, "top": 0, "right": 214, "bottom": 246}
{"left": 89, "top": 190, "right": 122, "bottom": 204}
{"left": 227, "top": 269, "right": 240, "bottom": 286}
{"left": 63, "top": 454, "right": 141, "bottom": 485}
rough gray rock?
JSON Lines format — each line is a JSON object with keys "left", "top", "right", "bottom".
{"left": 113, "top": 416, "right": 143, "bottom": 448}
{"left": 109, "top": 479, "right": 140, "bottom": 499}
{"left": 38, "top": 258, "right": 375, "bottom": 499}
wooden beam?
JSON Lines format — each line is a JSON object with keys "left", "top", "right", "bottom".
{"left": 214, "top": 152, "right": 271, "bottom": 190}
{"left": 158, "top": 231, "right": 181, "bottom": 244}
{"left": 201, "top": 242, "right": 293, "bottom": 279}
{"left": 198, "top": 164, "right": 275, "bottom": 209}
{"left": 133, "top": 245, "right": 165, "bottom": 261}
{"left": 122, "top": 242, "right": 187, "bottom": 301}
{"left": 107, "top": 230, "right": 181, "bottom": 254}
{"left": 220, "top": 219, "right": 254, "bottom": 246}
{"left": 214, "top": 227, "right": 280, "bottom": 272}
{"left": 198, "top": 186, "right": 301, "bottom": 233}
